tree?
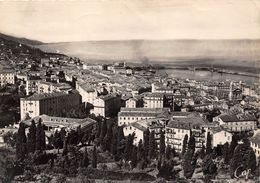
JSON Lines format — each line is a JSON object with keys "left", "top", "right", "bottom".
{"left": 200, "top": 145, "right": 205, "bottom": 159}
{"left": 124, "top": 134, "right": 134, "bottom": 160}
{"left": 246, "top": 148, "right": 256, "bottom": 174}
{"left": 111, "top": 129, "right": 118, "bottom": 156}
{"left": 202, "top": 154, "right": 217, "bottom": 180}
{"left": 99, "top": 120, "right": 107, "bottom": 144}
{"left": 62, "top": 137, "right": 68, "bottom": 156}
{"left": 52, "top": 130, "right": 63, "bottom": 151}
{"left": 80, "top": 148, "right": 89, "bottom": 168}
{"left": 183, "top": 149, "right": 197, "bottom": 179}
{"left": 159, "top": 131, "right": 165, "bottom": 155}
{"left": 222, "top": 142, "right": 229, "bottom": 164}
{"left": 131, "top": 146, "right": 138, "bottom": 168}
{"left": 36, "top": 119, "right": 46, "bottom": 151}
{"left": 206, "top": 132, "right": 212, "bottom": 154}
{"left": 92, "top": 145, "right": 97, "bottom": 168}
{"left": 103, "top": 124, "right": 113, "bottom": 151}
{"left": 148, "top": 131, "right": 156, "bottom": 159}
{"left": 158, "top": 160, "right": 175, "bottom": 180}
{"left": 229, "top": 141, "right": 254, "bottom": 178}
{"left": 144, "top": 130, "right": 150, "bottom": 156}
{"left": 182, "top": 134, "right": 188, "bottom": 155}
{"left": 137, "top": 139, "right": 144, "bottom": 161}
{"left": 229, "top": 134, "right": 238, "bottom": 159}
{"left": 165, "top": 145, "right": 172, "bottom": 160}
{"left": 188, "top": 135, "right": 196, "bottom": 153}
{"left": 27, "top": 120, "right": 36, "bottom": 153}
{"left": 16, "top": 122, "right": 27, "bottom": 161}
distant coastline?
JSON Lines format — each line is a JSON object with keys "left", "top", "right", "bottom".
{"left": 162, "top": 66, "right": 259, "bottom": 79}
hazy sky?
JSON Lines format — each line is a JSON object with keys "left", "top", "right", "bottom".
{"left": 0, "top": 0, "right": 259, "bottom": 43}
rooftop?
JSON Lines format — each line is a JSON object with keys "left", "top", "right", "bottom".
{"left": 219, "top": 113, "right": 257, "bottom": 122}
{"left": 23, "top": 114, "right": 97, "bottom": 129}
{"left": 167, "top": 116, "right": 209, "bottom": 130}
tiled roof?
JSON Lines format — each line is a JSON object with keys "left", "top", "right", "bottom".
{"left": 24, "top": 92, "right": 68, "bottom": 100}
{"left": 219, "top": 113, "right": 257, "bottom": 122}
{"left": 167, "top": 116, "right": 208, "bottom": 130}
{"left": 23, "top": 114, "right": 97, "bottom": 128}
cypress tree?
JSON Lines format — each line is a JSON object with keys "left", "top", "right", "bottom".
{"left": 159, "top": 131, "right": 165, "bottom": 155}
{"left": 80, "top": 148, "right": 89, "bottom": 167}
{"left": 137, "top": 139, "right": 144, "bottom": 161}
{"left": 92, "top": 145, "right": 97, "bottom": 168}
{"left": 246, "top": 147, "right": 257, "bottom": 174}
{"left": 95, "top": 121, "right": 101, "bottom": 139}
{"left": 148, "top": 131, "right": 156, "bottom": 159}
{"left": 165, "top": 144, "right": 172, "bottom": 160}
{"left": 62, "top": 137, "right": 68, "bottom": 156}
{"left": 182, "top": 134, "right": 188, "bottom": 155}
{"left": 183, "top": 149, "right": 196, "bottom": 179}
{"left": 36, "top": 119, "right": 46, "bottom": 151}
{"left": 99, "top": 120, "right": 107, "bottom": 144}
{"left": 188, "top": 135, "right": 196, "bottom": 153}
{"left": 200, "top": 144, "right": 205, "bottom": 159}
{"left": 111, "top": 129, "right": 118, "bottom": 156}
{"left": 27, "top": 120, "right": 36, "bottom": 153}
{"left": 144, "top": 130, "right": 150, "bottom": 156}
{"left": 229, "top": 134, "right": 238, "bottom": 159}
{"left": 131, "top": 146, "right": 138, "bottom": 168}
{"left": 202, "top": 154, "right": 217, "bottom": 179}
{"left": 206, "top": 132, "right": 212, "bottom": 154}
{"left": 124, "top": 134, "right": 134, "bottom": 160}
{"left": 104, "top": 124, "right": 113, "bottom": 151}
{"left": 222, "top": 142, "right": 229, "bottom": 164}
{"left": 16, "top": 122, "right": 27, "bottom": 161}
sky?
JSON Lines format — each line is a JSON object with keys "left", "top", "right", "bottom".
{"left": 0, "top": 0, "right": 259, "bottom": 43}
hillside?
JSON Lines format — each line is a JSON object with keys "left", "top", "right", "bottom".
{"left": 0, "top": 33, "right": 44, "bottom": 46}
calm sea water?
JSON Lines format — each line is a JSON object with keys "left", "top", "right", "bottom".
{"left": 159, "top": 69, "right": 259, "bottom": 85}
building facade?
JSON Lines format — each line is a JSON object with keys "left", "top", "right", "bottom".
{"left": 20, "top": 91, "right": 82, "bottom": 120}
{"left": 0, "top": 71, "right": 15, "bottom": 86}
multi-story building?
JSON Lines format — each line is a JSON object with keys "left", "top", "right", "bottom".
{"left": 143, "top": 93, "right": 164, "bottom": 108}
{"left": 20, "top": 91, "right": 82, "bottom": 120}
{"left": 26, "top": 79, "right": 41, "bottom": 95}
{"left": 123, "top": 118, "right": 165, "bottom": 145}
{"left": 165, "top": 116, "right": 212, "bottom": 152}
{"left": 92, "top": 94, "right": 121, "bottom": 117}
{"left": 76, "top": 82, "right": 98, "bottom": 108}
{"left": 0, "top": 71, "right": 15, "bottom": 86}
{"left": 209, "top": 127, "right": 232, "bottom": 147}
{"left": 125, "top": 97, "right": 143, "bottom": 108}
{"left": 38, "top": 81, "right": 72, "bottom": 94}
{"left": 118, "top": 107, "right": 169, "bottom": 126}
{"left": 214, "top": 113, "right": 257, "bottom": 132}
{"left": 250, "top": 130, "right": 260, "bottom": 158}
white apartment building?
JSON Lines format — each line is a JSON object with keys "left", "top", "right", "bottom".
{"left": 76, "top": 82, "right": 98, "bottom": 107}
{"left": 0, "top": 71, "right": 15, "bottom": 86}
{"left": 20, "top": 91, "right": 82, "bottom": 120}
{"left": 92, "top": 94, "right": 121, "bottom": 117}
{"left": 250, "top": 130, "right": 260, "bottom": 158}
{"left": 118, "top": 107, "right": 169, "bottom": 126}
{"left": 143, "top": 93, "right": 164, "bottom": 108}
{"left": 165, "top": 116, "right": 212, "bottom": 152}
{"left": 210, "top": 127, "right": 232, "bottom": 147}
{"left": 215, "top": 113, "right": 257, "bottom": 132}
{"left": 123, "top": 118, "right": 165, "bottom": 145}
